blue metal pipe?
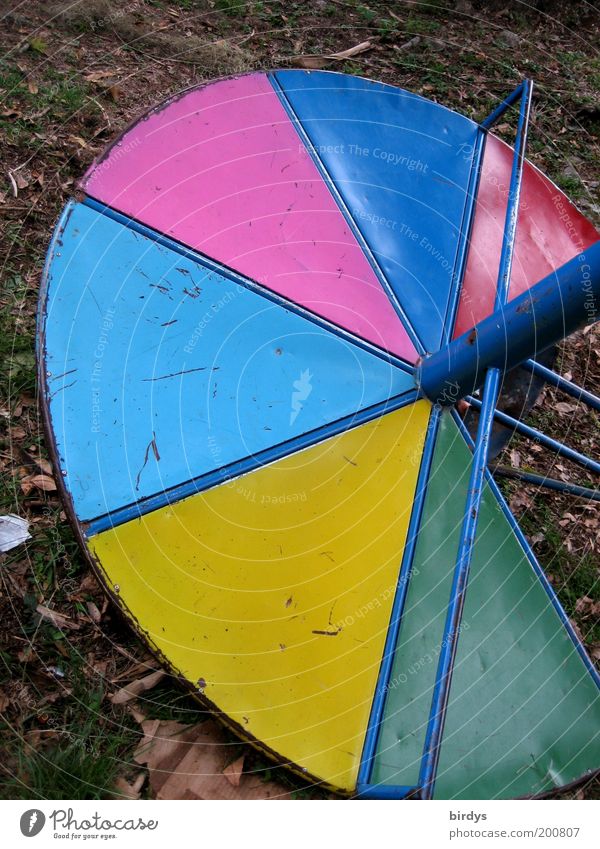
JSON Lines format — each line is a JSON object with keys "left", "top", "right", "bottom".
{"left": 419, "top": 369, "right": 502, "bottom": 799}
{"left": 491, "top": 465, "right": 600, "bottom": 502}
{"left": 419, "top": 82, "right": 533, "bottom": 800}
{"left": 522, "top": 359, "right": 600, "bottom": 413}
{"left": 357, "top": 405, "right": 441, "bottom": 787}
{"left": 493, "top": 79, "right": 533, "bottom": 308}
{"left": 419, "top": 241, "right": 600, "bottom": 406}
{"left": 480, "top": 81, "right": 526, "bottom": 130}
{"left": 443, "top": 128, "right": 487, "bottom": 344}
{"left": 466, "top": 395, "right": 600, "bottom": 476}
{"left": 355, "top": 784, "right": 416, "bottom": 800}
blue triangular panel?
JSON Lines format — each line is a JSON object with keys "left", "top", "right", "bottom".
{"left": 274, "top": 70, "right": 479, "bottom": 352}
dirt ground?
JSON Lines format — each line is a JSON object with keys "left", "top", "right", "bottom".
{"left": 0, "top": 0, "right": 598, "bottom": 800}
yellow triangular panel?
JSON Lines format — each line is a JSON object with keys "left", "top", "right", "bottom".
{"left": 89, "top": 400, "right": 430, "bottom": 790}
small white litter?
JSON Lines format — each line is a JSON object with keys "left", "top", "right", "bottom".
{"left": 0, "top": 514, "right": 31, "bottom": 553}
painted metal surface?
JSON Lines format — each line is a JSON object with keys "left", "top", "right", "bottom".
{"left": 274, "top": 70, "right": 480, "bottom": 353}
{"left": 38, "top": 70, "right": 600, "bottom": 801}
{"left": 85, "top": 389, "right": 420, "bottom": 537}
{"left": 454, "top": 133, "right": 599, "bottom": 338}
{"left": 453, "top": 407, "right": 600, "bottom": 690}
{"left": 88, "top": 402, "right": 431, "bottom": 792}
{"left": 370, "top": 412, "right": 600, "bottom": 798}
{"left": 81, "top": 73, "right": 416, "bottom": 362}
{"left": 420, "top": 243, "right": 600, "bottom": 405}
{"left": 42, "top": 201, "right": 415, "bottom": 524}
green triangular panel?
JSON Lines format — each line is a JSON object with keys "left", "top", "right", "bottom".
{"left": 371, "top": 410, "right": 600, "bottom": 798}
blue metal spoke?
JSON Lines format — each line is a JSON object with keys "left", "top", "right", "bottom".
{"left": 357, "top": 404, "right": 442, "bottom": 787}
{"left": 466, "top": 395, "right": 600, "bottom": 476}
{"left": 490, "top": 465, "right": 600, "bottom": 502}
{"left": 480, "top": 81, "right": 526, "bottom": 131}
{"left": 419, "top": 80, "right": 533, "bottom": 800}
{"left": 523, "top": 359, "right": 600, "bottom": 413}
{"left": 442, "top": 128, "right": 487, "bottom": 345}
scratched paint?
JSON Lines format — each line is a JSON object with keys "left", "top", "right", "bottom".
{"left": 453, "top": 134, "right": 599, "bottom": 337}
{"left": 89, "top": 401, "right": 431, "bottom": 792}
{"left": 41, "top": 202, "right": 415, "bottom": 523}
{"left": 81, "top": 73, "right": 417, "bottom": 362}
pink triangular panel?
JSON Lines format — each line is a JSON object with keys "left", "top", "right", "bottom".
{"left": 82, "top": 73, "right": 416, "bottom": 362}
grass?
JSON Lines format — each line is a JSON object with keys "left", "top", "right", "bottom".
{"left": 0, "top": 649, "right": 139, "bottom": 800}
{"left": 0, "top": 704, "right": 137, "bottom": 801}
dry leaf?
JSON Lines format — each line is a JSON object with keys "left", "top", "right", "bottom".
{"left": 110, "top": 669, "right": 166, "bottom": 705}
{"left": 7, "top": 172, "right": 18, "bottom": 197}
{"left": 296, "top": 55, "right": 329, "bottom": 70}
{"left": 296, "top": 39, "right": 372, "bottom": 69}
{"left": 114, "top": 772, "right": 146, "bottom": 800}
{"left": 86, "top": 601, "right": 102, "bottom": 623}
{"left": 84, "top": 70, "right": 117, "bottom": 82}
{"left": 77, "top": 573, "right": 102, "bottom": 596}
{"left": 26, "top": 474, "right": 57, "bottom": 492}
{"left": 395, "top": 35, "right": 421, "bottom": 51}
{"left": 554, "top": 401, "right": 577, "bottom": 414}
{"left": 134, "top": 719, "right": 290, "bottom": 800}
{"left": 37, "top": 457, "right": 53, "bottom": 475}
{"left": 27, "top": 80, "right": 38, "bottom": 94}
{"left": 36, "top": 604, "right": 80, "bottom": 630}
{"left": 223, "top": 755, "right": 245, "bottom": 787}
{"left": 68, "top": 135, "right": 88, "bottom": 148}
{"left": 127, "top": 702, "right": 147, "bottom": 725}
